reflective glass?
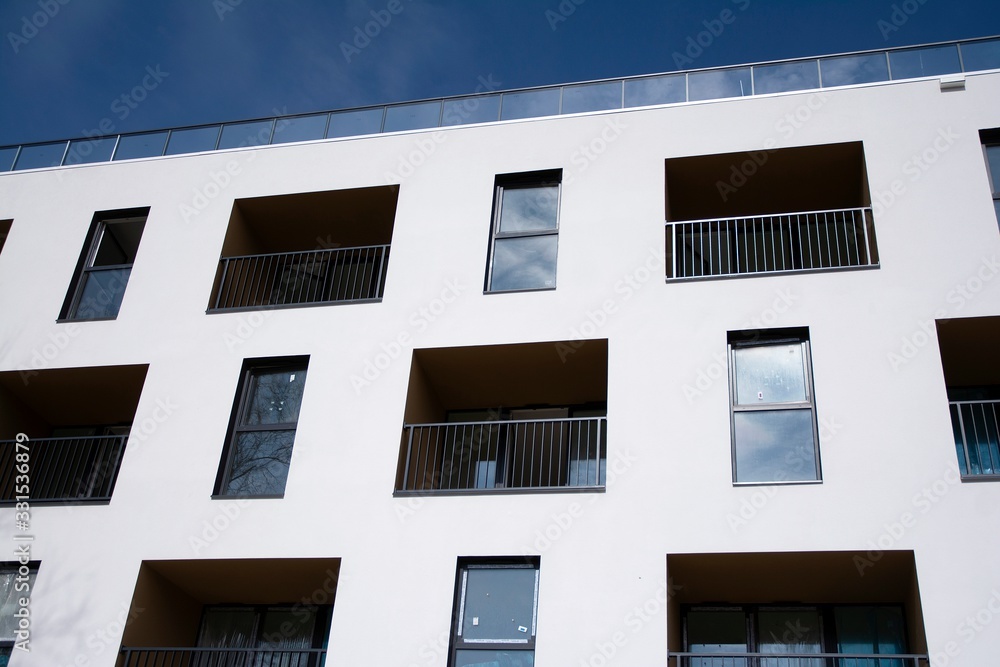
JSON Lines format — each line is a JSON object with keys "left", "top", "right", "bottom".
{"left": 13, "top": 142, "right": 67, "bottom": 170}
{"left": 64, "top": 137, "right": 117, "bottom": 165}
{"left": 960, "top": 38, "right": 1000, "bottom": 72}
{"left": 225, "top": 430, "right": 295, "bottom": 495}
{"left": 734, "top": 343, "right": 806, "bottom": 404}
{"left": 498, "top": 186, "right": 559, "bottom": 233}
{"left": 834, "top": 606, "right": 906, "bottom": 657}
{"left": 0, "top": 147, "right": 17, "bottom": 171}
{"left": 758, "top": 609, "right": 823, "bottom": 666}
{"left": 93, "top": 219, "right": 144, "bottom": 266}
{"left": 561, "top": 81, "right": 622, "bottom": 114}
{"left": 384, "top": 101, "right": 441, "bottom": 132}
{"left": 820, "top": 53, "right": 890, "bottom": 87}
{"left": 113, "top": 132, "right": 168, "bottom": 160}
{"left": 245, "top": 369, "right": 308, "bottom": 425}
{"left": 260, "top": 608, "right": 316, "bottom": 648}
{"left": 754, "top": 61, "right": 820, "bottom": 94}
{"left": 688, "top": 67, "right": 752, "bottom": 101}
{"left": 455, "top": 650, "right": 534, "bottom": 667}
{"left": 986, "top": 145, "right": 1000, "bottom": 192}
{"left": 500, "top": 88, "right": 561, "bottom": 120}
{"left": 443, "top": 95, "right": 501, "bottom": 126}
{"left": 218, "top": 120, "right": 274, "bottom": 150}
{"left": 462, "top": 568, "right": 536, "bottom": 642}
{"left": 271, "top": 113, "right": 328, "bottom": 144}
{"left": 687, "top": 609, "right": 748, "bottom": 666}
{"left": 491, "top": 236, "right": 558, "bottom": 291}
{"left": 0, "top": 569, "right": 36, "bottom": 640}
{"left": 197, "top": 608, "right": 256, "bottom": 647}
{"left": 995, "top": 199, "right": 1000, "bottom": 223}
{"left": 624, "top": 74, "right": 686, "bottom": 107}
{"left": 889, "top": 45, "right": 962, "bottom": 79}
{"left": 327, "top": 108, "right": 384, "bottom": 137}
{"left": 164, "top": 126, "right": 221, "bottom": 155}
{"left": 734, "top": 409, "right": 818, "bottom": 482}
{"left": 73, "top": 268, "right": 131, "bottom": 319}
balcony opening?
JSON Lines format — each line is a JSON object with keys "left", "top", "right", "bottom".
{"left": 936, "top": 316, "right": 1000, "bottom": 479}
{"left": 208, "top": 185, "right": 398, "bottom": 312}
{"left": 665, "top": 142, "right": 879, "bottom": 280}
{"left": 0, "top": 364, "right": 147, "bottom": 504}
{"left": 0, "top": 219, "right": 11, "bottom": 255}
{"left": 395, "top": 339, "right": 608, "bottom": 495}
{"left": 120, "top": 558, "right": 338, "bottom": 666}
{"left": 666, "top": 551, "right": 928, "bottom": 666}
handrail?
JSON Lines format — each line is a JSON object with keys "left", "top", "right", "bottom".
{"left": 2, "top": 36, "right": 998, "bottom": 171}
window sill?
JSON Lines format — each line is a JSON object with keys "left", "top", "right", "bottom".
{"left": 960, "top": 474, "right": 1000, "bottom": 482}
{"left": 484, "top": 286, "right": 557, "bottom": 295}
{"left": 56, "top": 316, "right": 118, "bottom": 323}
{"left": 210, "top": 494, "right": 285, "bottom": 500}
{"left": 732, "top": 479, "right": 823, "bottom": 487}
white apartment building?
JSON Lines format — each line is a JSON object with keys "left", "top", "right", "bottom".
{"left": 1, "top": 36, "right": 999, "bottom": 667}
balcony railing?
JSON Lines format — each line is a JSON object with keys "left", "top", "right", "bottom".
{"left": 209, "top": 244, "right": 389, "bottom": 311}
{"left": 0, "top": 435, "right": 128, "bottom": 503}
{"left": 397, "top": 416, "right": 606, "bottom": 494}
{"left": 667, "top": 652, "right": 929, "bottom": 666}
{"left": 2, "top": 37, "right": 998, "bottom": 172}
{"left": 119, "top": 647, "right": 326, "bottom": 667}
{"left": 666, "top": 207, "right": 878, "bottom": 280}
{"left": 950, "top": 399, "right": 1000, "bottom": 477}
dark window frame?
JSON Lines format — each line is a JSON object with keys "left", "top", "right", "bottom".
{"left": 58, "top": 207, "right": 149, "bottom": 322}
{"left": 485, "top": 169, "right": 562, "bottom": 293}
{"left": 727, "top": 327, "right": 822, "bottom": 485}
{"left": 0, "top": 562, "right": 39, "bottom": 659}
{"left": 981, "top": 130, "right": 1000, "bottom": 227}
{"left": 213, "top": 356, "right": 310, "bottom": 499}
{"left": 449, "top": 557, "right": 540, "bottom": 667}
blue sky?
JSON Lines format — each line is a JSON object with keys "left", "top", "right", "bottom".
{"left": 1, "top": 0, "right": 998, "bottom": 146}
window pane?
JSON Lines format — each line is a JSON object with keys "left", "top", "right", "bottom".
{"left": 443, "top": 95, "right": 501, "bottom": 126}
{"left": 758, "top": 609, "right": 822, "bottom": 664}
{"left": 73, "top": 267, "right": 131, "bottom": 319}
{"left": 734, "top": 409, "right": 818, "bottom": 482}
{"left": 218, "top": 120, "right": 274, "bottom": 150}
{"left": 961, "top": 38, "right": 1000, "bottom": 72}
{"left": 113, "top": 132, "right": 168, "bottom": 160}
{"left": 624, "top": 74, "right": 686, "bottom": 107}
{"left": 328, "top": 108, "right": 384, "bottom": 137}
{"left": 687, "top": 609, "right": 748, "bottom": 663}
{"left": 197, "top": 608, "right": 257, "bottom": 647}
{"left": 0, "top": 569, "right": 36, "bottom": 641}
{"left": 498, "top": 186, "right": 559, "bottom": 233}
{"left": 271, "top": 113, "right": 328, "bottom": 144}
{"left": 455, "top": 650, "right": 534, "bottom": 667}
{"left": 13, "top": 142, "right": 66, "bottom": 170}
{"left": 93, "top": 220, "right": 145, "bottom": 266}
{"left": 734, "top": 343, "right": 806, "bottom": 404}
{"left": 561, "top": 81, "right": 621, "bottom": 114}
{"left": 65, "top": 137, "right": 117, "bottom": 165}
{"left": 820, "top": 53, "right": 890, "bottom": 87}
{"left": 754, "top": 61, "right": 820, "bottom": 94}
{"left": 244, "top": 369, "right": 308, "bottom": 425}
{"left": 889, "top": 45, "right": 962, "bottom": 79}
{"left": 0, "top": 147, "right": 18, "bottom": 171}
{"left": 165, "top": 126, "right": 221, "bottom": 155}
{"left": 688, "top": 68, "right": 751, "bottom": 101}
{"left": 500, "top": 88, "right": 561, "bottom": 121}
{"left": 491, "top": 236, "right": 558, "bottom": 291}
{"left": 224, "top": 430, "right": 295, "bottom": 495}
{"left": 384, "top": 101, "right": 441, "bottom": 132}
{"left": 260, "top": 608, "right": 316, "bottom": 648}
{"left": 986, "top": 145, "right": 1000, "bottom": 193}
{"left": 834, "top": 606, "right": 906, "bottom": 656}
{"left": 462, "top": 568, "right": 536, "bottom": 642}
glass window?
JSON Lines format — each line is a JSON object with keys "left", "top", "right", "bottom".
{"left": 443, "top": 95, "right": 501, "bottom": 126}
{"left": 216, "top": 359, "right": 309, "bottom": 497}
{"left": 820, "top": 53, "right": 890, "bottom": 87}
{"left": 384, "top": 101, "right": 441, "bottom": 132}
{"left": 271, "top": 113, "right": 329, "bottom": 144}
{"left": 624, "top": 73, "right": 686, "bottom": 107}
{"left": 754, "top": 61, "right": 820, "bottom": 95}
{"left": 113, "top": 132, "right": 168, "bottom": 160}
{"left": 164, "top": 126, "right": 221, "bottom": 155}
{"left": 729, "top": 330, "right": 821, "bottom": 484}
{"left": 687, "top": 608, "right": 748, "bottom": 666}
{"left": 500, "top": 88, "right": 561, "bottom": 121}
{"left": 688, "top": 67, "right": 751, "bottom": 101}
{"left": 960, "top": 38, "right": 1000, "bottom": 72}
{"left": 218, "top": 120, "right": 274, "bottom": 150}
{"left": 985, "top": 141, "right": 1000, "bottom": 230}
{"left": 61, "top": 212, "right": 147, "bottom": 321}
{"left": 561, "top": 81, "right": 622, "bottom": 114}
{"left": 12, "top": 142, "right": 67, "bottom": 170}
{"left": 451, "top": 561, "right": 539, "bottom": 667}
{"left": 889, "top": 45, "right": 962, "bottom": 79}
{"left": 327, "top": 108, "right": 384, "bottom": 138}
{"left": 0, "top": 565, "right": 37, "bottom": 660}
{"left": 64, "top": 137, "right": 117, "bottom": 165}
{"left": 486, "top": 173, "right": 561, "bottom": 293}
{"left": 197, "top": 604, "right": 329, "bottom": 653}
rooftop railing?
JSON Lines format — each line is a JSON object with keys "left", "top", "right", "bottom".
{"left": 0, "top": 434, "right": 128, "bottom": 504}
{"left": 666, "top": 207, "right": 878, "bottom": 280}
{"left": 950, "top": 398, "right": 1000, "bottom": 477}
{"left": 397, "top": 416, "right": 606, "bottom": 494}
{"left": 2, "top": 37, "right": 998, "bottom": 172}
